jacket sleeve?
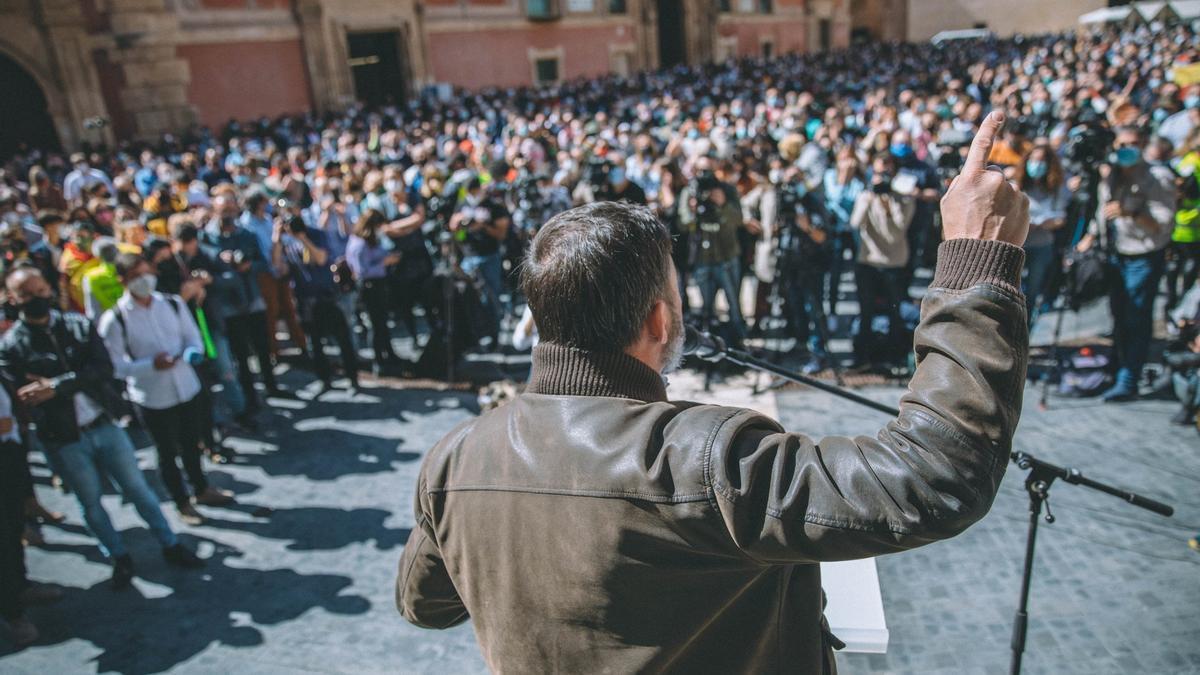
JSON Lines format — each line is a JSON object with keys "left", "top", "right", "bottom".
{"left": 396, "top": 476, "right": 469, "bottom": 629}
{"left": 708, "top": 239, "right": 1027, "bottom": 564}
{"left": 51, "top": 320, "right": 117, "bottom": 397}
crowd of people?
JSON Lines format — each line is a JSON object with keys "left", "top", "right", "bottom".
{"left": 3, "top": 20, "right": 1200, "bottom": 646}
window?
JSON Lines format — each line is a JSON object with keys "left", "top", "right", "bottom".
{"left": 527, "top": 0, "right": 560, "bottom": 20}
{"left": 758, "top": 0, "right": 772, "bottom": 12}
{"left": 608, "top": 0, "right": 626, "bottom": 13}
{"left": 761, "top": 40, "right": 774, "bottom": 59}
{"left": 718, "top": 0, "right": 730, "bottom": 12}
{"left": 819, "top": 18, "right": 832, "bottom": 51}
{"left": 534, "top": 57, "right": 560, "bottom": 85}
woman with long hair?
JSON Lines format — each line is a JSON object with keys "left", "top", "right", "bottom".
{"left": 346, "top": 209, "right": 401, "bottom": 372}
{"left": 1014, "top": 142, "right": 1069, "bottom": 323}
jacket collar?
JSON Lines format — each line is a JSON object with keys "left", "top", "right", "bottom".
{"left": 526, "top": 342, "right": 667, "bottom": 403}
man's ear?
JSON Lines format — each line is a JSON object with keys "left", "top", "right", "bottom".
{"left": 646, "top": 299, "right": 669, "bottom": 346}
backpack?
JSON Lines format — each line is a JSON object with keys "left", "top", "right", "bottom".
{"left": 109, "top": 295, "right": 191, "bottom": 360}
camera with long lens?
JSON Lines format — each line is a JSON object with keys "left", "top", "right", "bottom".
{"left": 775, "top": 181, "right": 826, "bottom": 263}
{"left": 934, "top": 129, "right": 972, "bottom": 184}
{"left": 1062, "top": 111, "right": 1114, "bottom": 202}
{"left": 585, "top": 158, "right": 611, "bottom": 189}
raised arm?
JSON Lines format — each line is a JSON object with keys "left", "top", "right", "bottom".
{"left": 709, "top": 112, "right": 1033, "bottom": 563}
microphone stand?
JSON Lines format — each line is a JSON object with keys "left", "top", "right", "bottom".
{"left": 689, "top": 330, "right": 1174, "bottom": 675}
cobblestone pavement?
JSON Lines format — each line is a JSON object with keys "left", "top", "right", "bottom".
{"left": 2, "top": 303, "right": 1198, "bottom": 674}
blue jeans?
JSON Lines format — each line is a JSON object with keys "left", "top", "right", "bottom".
{"left": 1109, "top": 249, "right": 1166, "bottom": 387}
{"left": 693, "top": 259, "right": 747, "bottom": 339}
{"left": 1174, "top": 371, "right": 1200, "bottom": 408}
{"left": 211, "top": 332, "right": 246, "bottom": 422}
{"left": 1023, "top": 243, "right": 1055, "bottom": 324}
{"left": 462, "top": 252, "right": 504, "bottom": 322}
{"left": 50, "top": 422, "right": 177, "bottom": 558}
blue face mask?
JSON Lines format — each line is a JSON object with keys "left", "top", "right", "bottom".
{"left": 608, "top": 167, "right": 625, "bottom": 186}
{"left": 890, "top": 143, "right": 913, "bottom": 159}
{"left": 1153, "top": 108, "right": 1170, "bottom": 124}
{"left": 1031, "top": 101, "right": 1051, "bottom": 116}
{"left": 1113, "top": 147, "right": 1141, "bottom": 168}
{"left": 1186, "top": 95, "right": 1200, "bottom": 110}
{"left": 1025, "top": 160, "right": 1047, "bottom": 180}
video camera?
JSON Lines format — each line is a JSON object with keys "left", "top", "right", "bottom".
{"left": 934, "top": 129, "right": 972, "bottom": 184}
{"left": 1062, "top": 110, "right": 1114, "bottom": 202}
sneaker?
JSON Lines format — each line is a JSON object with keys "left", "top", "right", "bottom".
{"left": 162, "top": 543, "right": 205, "bottom": 569}
{"left": 1170, "top": 406, "right": 1198, "bottom": 426}
{"left": 1101, "top": 381, "right": 1137, "bottom": 403}
{"left": 177, "top": 502, "right": 204, "bottom": 526}
{"left": 19, "top": 583, "right": 63, "bottom": 606}
{"left": 5, "top": 617, "right": 38, "bottom": 647}
{"left": 195, "top": 487, "right": 235, "bottom": 507}
{"left": 111, "top": 554, "right": 135, "bottom": 590}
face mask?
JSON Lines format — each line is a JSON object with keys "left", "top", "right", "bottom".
{"left": 466, "top": 192, "right": 482, "bottom": 207}
{"left": 1113, "top": 147, "right": 1141, "bottom": 168}
{"left": 1153, "top": 108, "right": 1169, "bottom": 124}
{"left": 768, "top": 168, "right": 782, "bottom": 184}
{"left": 890, "top": 144, "right": 913, "bottom": 159}
{"left": 127, "top": 274, "right": 157, "bottom": 299}
{"left": 19, "top": 295, "right": 52, "bottom": 320}
{"left": 1032, "top": 101, "right": 1050, "bottom": 116}
{"left": 608, "top": 168, "right": 625, "bottom": 186}
{"left": 1025, "top": 160, "right": 1048, "bottom": 180}
{"left": 234, "top": 174, "right": 250, "bottom": 186}
{"left": 385, "top": 179, "right": 402, "bottom": 193}
{"left": 1147, "top": 78, "right": 1162, "bottom": 90}
{"left": 1186, "top": 95, "right": 1200, "bottom": 110}
{"left": 1, "top": 212, "right": 18, "bottom": 226}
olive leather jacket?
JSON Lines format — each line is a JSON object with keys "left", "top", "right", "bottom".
{"left": 397, "top": 238, "right": 1028, "bottom": 674}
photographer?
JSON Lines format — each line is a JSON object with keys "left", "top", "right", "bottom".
{"left": 272, "top": 214, "right": 361, "bottom": 395}
{"left": 347, "top": 210, "right": 403, "bottom": 371}
{"left": 1077, "top": 127, "right": 1176, "bottom": 402}
{"left": 775, "top": 167, "right": 834, "bottom": 374}
{"left": 850, "top": 153, "right": 917, "bottom": 370}
{"left": 680, "top": 159, "right": 747, "bottom": 340}
{"left": 449, "top": 178, "right": 509, "bottom": 327}
{"left": 202, "top": 194, "right": 290, "bottom": 410}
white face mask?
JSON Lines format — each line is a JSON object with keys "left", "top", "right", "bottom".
{"left": 2, "top": 212, "right": 19, "bottom": 226}
{"left": 127, "top": 274, "right": 157, "bottom": 299}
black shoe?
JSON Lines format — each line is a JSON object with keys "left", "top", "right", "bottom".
{"left": 162, "top": 544, "right": 205, "bottom": 569}
{"left": 1171, "top": 406, "right": 1198, "bottom": 426}
{"left": 111, "top": 554, "right": 134, "bottom": 590}
{"left": 265, "top": 388, "right": 298, "bottom": 400}
{"left": 234, "top": 412, "right": 259, "bottom": 433}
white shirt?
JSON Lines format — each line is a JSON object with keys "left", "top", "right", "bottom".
{"left": 97, "top": 292, "right": 203, "bottom": 410}
{"left": 62, "top": 167, "right": 114, "bottom": 203}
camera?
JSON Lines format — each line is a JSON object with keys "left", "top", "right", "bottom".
{"left": 693, "top": 170, "right": 723, "bottom": 226}
{"left": 585, "top": 158, "right": 611, "bottom": 188}
{"left": 285, "top": 215, "right": 307, "bottom": 236}
{"left": 1063, "top": 111, "right": 1114, "bottom": 202}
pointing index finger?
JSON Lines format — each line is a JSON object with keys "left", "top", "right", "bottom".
{"left": 962, "top": 111, "right": 1005, "bottom": 175}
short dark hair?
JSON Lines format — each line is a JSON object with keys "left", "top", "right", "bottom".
{"left": 521, "top": 201, "right": 672, "bottom": 352}
{"left": 115, "top": 251, "right": 147, "bottom": 279}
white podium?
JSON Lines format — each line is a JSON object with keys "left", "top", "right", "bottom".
{"left": 820, "top": 558, "right": 890, "bottom": 653}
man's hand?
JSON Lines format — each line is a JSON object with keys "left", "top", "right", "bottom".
{"left": 18, "top": 376, "right": 56, "bottom": 406}
{"left": 939, "top": 111, "right": 1030, "bottom": 246}
{"left": 153, "top": 352, "right": 176, "bottom": 370}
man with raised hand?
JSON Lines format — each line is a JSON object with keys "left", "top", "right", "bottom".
{"left": 397, "top": 112, "right": 1029, "bottom": 674}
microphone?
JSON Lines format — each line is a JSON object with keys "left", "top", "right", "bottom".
{"left": 683, "top": 325, "right": 727, "bottom": 361}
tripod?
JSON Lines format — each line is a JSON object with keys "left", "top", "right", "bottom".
{"left": 689, "top": 328, "right": 1175, "bottom": 675}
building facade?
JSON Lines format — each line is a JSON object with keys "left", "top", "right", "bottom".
{"left": 0, "top": 0, "right": 855, "bottom": 152}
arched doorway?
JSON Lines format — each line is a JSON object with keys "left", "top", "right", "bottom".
{"left": 0, "top": 50, "right": 60, "bottom": 159}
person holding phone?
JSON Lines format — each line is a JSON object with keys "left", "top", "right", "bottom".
{"left": 347, "top": 209, "right": 403, "bottom": 372}
{"left": 97, "top": 252, "right": 234, "bottom": 526}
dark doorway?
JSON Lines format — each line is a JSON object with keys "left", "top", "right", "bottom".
{"left": 0, "top": 52, "right": 59, "bottom": 160}
{"left": 657, "top": 0, "right": 686, "bottom": 68}
{"left": 346, "top": 31, "right": 408, "bottom": 108}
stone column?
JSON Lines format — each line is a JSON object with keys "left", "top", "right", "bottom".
{"left": 106, "top": 0, "right": 197, "bottom": 139}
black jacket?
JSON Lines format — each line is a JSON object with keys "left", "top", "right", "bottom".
{"left": 0, "top": 311, "right": 127, "bottom": 444}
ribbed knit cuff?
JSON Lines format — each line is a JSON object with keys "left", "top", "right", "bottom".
{"left": 930, "top": 239, "right": 1025, "bottom": 297}
{"left": 526, "top": 343, "right": 668, "bottom": 402}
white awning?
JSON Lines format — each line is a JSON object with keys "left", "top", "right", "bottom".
{"left": 1170, "top": 0, "right": 1200, "bottom": 20}
{"left": 1135, "top": 1, "right": 1170, "bottom": 21}
{"left": 1079, "top": 6, "right": 1134, "bottom": 24}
